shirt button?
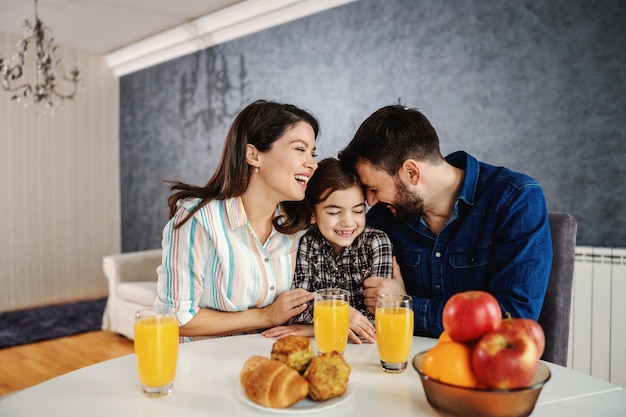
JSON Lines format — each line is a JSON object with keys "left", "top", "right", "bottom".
{"left": 435, "top": 284, "right": 441, "bottom": 290}
{"left": 264, "top": 258, "right": 269, "bottom": 263}
{"left": 269, "top": 286, "right": 275, "bottom": 291}
{"left": 435, "top": 252, "right": 441, "bottom": 258}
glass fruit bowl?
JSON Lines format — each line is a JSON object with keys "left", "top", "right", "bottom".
{"left": 412, "top": 350, "right": 551, "bottom": 417}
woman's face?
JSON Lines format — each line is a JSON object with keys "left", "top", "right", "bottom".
{"left": 257, "top": 121, "right": 318, "bottom": 202}
{"left": 311, "top": 185, "right": 366, "bottom": 257}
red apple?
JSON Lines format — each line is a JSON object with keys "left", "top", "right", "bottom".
{"left": 500, "top": 318, "right": 546, "bottom": 357}
{"left": 442, "top": 291, "right": 502, "bottom": 343}
{"left": 472, "top": 330, "right": 540, "bottom": 389}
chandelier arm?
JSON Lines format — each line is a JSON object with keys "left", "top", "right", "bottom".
{"left": 0, "top": 0, "right": 81, "bottom": 107}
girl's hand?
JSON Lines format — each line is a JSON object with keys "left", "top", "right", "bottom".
{"left": 262, "top": 324, "right": 314, "bottom": 339}
{"left": 348, "top": 306, "right": 376, "bottom": 344}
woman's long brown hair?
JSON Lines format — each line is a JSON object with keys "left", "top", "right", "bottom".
{"left": 164, "top": 100, "right": 319, "bottom": 234}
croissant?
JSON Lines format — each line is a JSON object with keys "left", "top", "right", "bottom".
{"left": 240, "top": 355, "right": 309, "bottom": 408}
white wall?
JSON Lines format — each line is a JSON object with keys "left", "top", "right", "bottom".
{"left": 0, "top": 31, "right": 121, "bottom": 312}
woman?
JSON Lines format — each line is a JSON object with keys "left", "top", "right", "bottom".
{"left": 155, "top": 100, "right": 319, "bottom": 341}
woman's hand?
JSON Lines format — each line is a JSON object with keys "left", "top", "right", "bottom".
{"left": 262, "top": 288, "right": 314, "bottom": 327}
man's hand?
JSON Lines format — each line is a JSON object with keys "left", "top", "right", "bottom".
{"left": 363, "top": 256, "right": 406, "bottom": 314}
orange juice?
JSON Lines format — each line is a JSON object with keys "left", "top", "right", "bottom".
{"left": 314, "top": 299, "right": 350, "bottom": 354}
{"left": 134, "top": 316, "right": 179, "bottom": 387}
{"left": 375, "top": 306, "right": 414, "bottom": 363}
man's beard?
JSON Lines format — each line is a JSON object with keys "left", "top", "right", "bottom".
{"left": 390, "top": 180, "right": 424, "bottom": 223}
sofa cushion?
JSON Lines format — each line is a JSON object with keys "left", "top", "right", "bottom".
{"left": 118, "top": 281, "right": 158, "bottom": 306}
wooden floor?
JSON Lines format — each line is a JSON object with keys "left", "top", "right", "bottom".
{"left": 0, "top": 330, "right": 134, "bottom": 396}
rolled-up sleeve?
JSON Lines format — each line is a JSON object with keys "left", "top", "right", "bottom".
{"left": 155, "top": 207, "right": 209, "bottom": 326}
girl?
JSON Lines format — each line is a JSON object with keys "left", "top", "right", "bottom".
{"left": 263, "top": 157, "right": 393, "bottom": 343}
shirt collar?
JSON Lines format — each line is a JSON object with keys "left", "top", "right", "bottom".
{"left": 225, "top": 196, "right": 282, "bottom": 232}
{"left": 445, "top": 150, "right": 478, "bottom": 207}
{"left": 225, "top": 197, "right": 247, "bottom": 229}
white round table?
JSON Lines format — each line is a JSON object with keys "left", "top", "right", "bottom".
{"left": 1, "top": 334, "right": 624, "bottom": 416}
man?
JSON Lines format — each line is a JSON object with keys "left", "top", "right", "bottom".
{"left": 338, "top": 104, "right": 552, "bottom": 337}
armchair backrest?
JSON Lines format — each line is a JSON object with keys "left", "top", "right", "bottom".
{"left": 538, "top": 211, "right": 578, "bottom": 366}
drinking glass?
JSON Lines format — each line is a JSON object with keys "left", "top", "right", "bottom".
{"left": 134, "top": 307, "right": 179, "bottom": 397}
{"left": 313, "top": 288, "right": 350, "bottom": 355}
{"left": 375, "top": 294, "right": 414, "bottom": 373}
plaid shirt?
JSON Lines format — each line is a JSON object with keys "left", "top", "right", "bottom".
{"left": 289, "top": 226, "right": 393, "bottom": 325}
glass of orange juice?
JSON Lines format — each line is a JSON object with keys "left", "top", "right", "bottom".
{"left": 134, "top": 307, "right": 179, "bottom": 397}
{"left": 313, "top": 288, "right": 350, "bottom": 355}
{"left": 375, "top": 294, "right": 414, "bottom": 373}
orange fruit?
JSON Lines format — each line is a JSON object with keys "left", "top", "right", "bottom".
{"left": 437, "top": 330, "right": 453, "bottom": 344}
{"left": 422, "top": 341, "right": 478, "bottom": 388}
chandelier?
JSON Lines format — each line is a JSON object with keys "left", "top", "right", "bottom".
{"left": 0, "top": 0, "right": 80, "bottom": 107}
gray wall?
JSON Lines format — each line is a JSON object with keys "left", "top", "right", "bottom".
{"left": 120, "top": 0, "right": 626, "bottom": 252}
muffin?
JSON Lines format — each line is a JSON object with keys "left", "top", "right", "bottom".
{"left": 270, "top": 335, "right": 315, "bottom": 373}
{"left": 303, "top": 351, "right": 351, "bottom": 401}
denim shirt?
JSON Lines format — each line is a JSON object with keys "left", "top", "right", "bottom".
{"left": 367, "top": 151, "right": 552, "bottom": 337}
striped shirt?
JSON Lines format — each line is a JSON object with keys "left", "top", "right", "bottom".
{"left": 155, "top": 197, "right": 304, "bottom": 342}
{"left": 289, "top": 226, "right": 393, "bottom": 325}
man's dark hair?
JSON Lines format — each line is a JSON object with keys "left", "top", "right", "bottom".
{"left": 339, "top": 104, "right": 444, "bottom": 176}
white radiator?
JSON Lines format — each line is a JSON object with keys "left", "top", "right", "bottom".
{"left": 568, "top": 246, "right": 626, "bottom": 388}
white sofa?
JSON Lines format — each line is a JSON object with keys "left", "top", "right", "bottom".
{"left": 101, "top": 249, "right": 162, "bottom": 340}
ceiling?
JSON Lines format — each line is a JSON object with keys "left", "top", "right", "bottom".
{"left": 0, "top": 0, "right": 246, "bottom": 54}
{"left": 0, "top": 0, "right": 356, "bottom": 76}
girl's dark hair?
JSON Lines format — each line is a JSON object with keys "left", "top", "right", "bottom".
{"left": 164, "top": 99, "right": 319, "bottom": 233}
{"left": 305, "top": 157, "right": 363, "bottom": 211}
{"left": 338, "top": 104, "right": 443, "bottom": 176}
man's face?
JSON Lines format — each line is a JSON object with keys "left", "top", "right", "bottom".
{"left": 355, "top": 161, "right": 424, "bottom": 221}
{"left": 391, "top": 178, "right": 425, "bottom": 222}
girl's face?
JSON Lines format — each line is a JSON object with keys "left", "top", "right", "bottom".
{"left": 311, "top": 185, "right": 366, "bottom": 257}
{"left": 257, "top": 121, "right": 318, "bottom": 203}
